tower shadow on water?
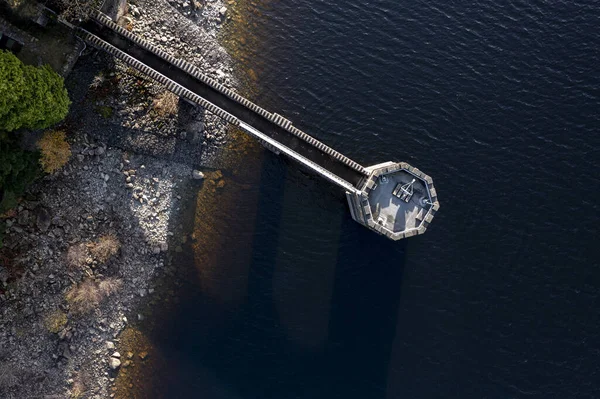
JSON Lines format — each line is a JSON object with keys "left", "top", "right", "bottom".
{"left": 196, "top": 154, "right": 409, "bottom": 399}
{"left": 324, "top": 219, "right": 407, "bottom": 399}
{"left": 134, "top": 150, "right": 407, "bottom": 399}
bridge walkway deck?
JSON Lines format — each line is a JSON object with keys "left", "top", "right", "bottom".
{"left": 79, "top": 13, "right": 367, "bottom": 188}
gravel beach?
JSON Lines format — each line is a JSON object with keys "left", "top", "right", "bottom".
{"left": 0, "top": 0, "right": 237, "bottom": 397}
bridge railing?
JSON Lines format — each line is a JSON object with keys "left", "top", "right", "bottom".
{"left": 238, "top": 122, "right": 362, "bottom": 194}
{"left": 90, "top": 11, "right": 369, "bottom": 177}
{"left": 78, "top": 25, "right": 362, "bottom": 194}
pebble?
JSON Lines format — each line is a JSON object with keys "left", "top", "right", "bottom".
{"left": 109, "top": 357, "right": 121, "bottom": 370}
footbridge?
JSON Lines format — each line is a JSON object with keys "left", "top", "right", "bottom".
{"left": 77, "top": 11, "right": 440, "bottom": 240}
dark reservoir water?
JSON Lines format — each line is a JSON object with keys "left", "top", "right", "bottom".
{"left": 137, "top": 1, "right": 600, "bottom": 398}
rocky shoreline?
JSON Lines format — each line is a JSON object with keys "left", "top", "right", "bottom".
{"left": 0, "top": 0, "right": 236, "bottom": 397}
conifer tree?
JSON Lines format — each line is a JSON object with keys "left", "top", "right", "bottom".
{"left": 0, "top": 50, "right": 70, "bottom": 132}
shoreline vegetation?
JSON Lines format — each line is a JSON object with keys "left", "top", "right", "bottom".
{"left": 0, "top": 0, "right": 265, "bottom": 397}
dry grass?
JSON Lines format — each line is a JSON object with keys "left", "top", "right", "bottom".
{"left": 98, "top": 278, "right": 122, "bottom": 296}
{"left": 38, "top": 130, "right": 71, "bottom": 174}
{"left": 89, "top": 72, "right": 106, "bottom": 90}
{"left": 71, "top": 381, "right": 85, "bottom": 399}
{"left": 66, "top": 280, "right": 101, "bottom": 314}
{"left": 66, "top": 235, "right": 119, "bottom": 271}
{"left": 66, "top": 278, "right": 122, "bottom": 315}
{"left": 66, "top": 243, "right": 89, "bottom": 270}
{"left": 70, "top": 371, "right": 90, "bottom": 399}
{"left": 6, "top": 0, "right": 24, "bottom": 7}
{"left": 54, "top": 0, "right": 103, "bottom": 21}
{"left": 152, "top": 91, "right": 179, "bottom": 117}
{"left": 89, "top": 234, "right": 120, "bottom": 263}
{"left": 44, "top": 310, "right": 68, "bottom": 334}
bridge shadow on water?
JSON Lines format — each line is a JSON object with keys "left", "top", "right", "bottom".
{"left": 64, "top": 39, "right": 409, "bottom": 399}
{"left": 144, "top": 152, "right": 408, "bottom": 399}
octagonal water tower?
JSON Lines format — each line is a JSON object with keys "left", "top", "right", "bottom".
{"left": 346, "top": 162, "right": 440, "bottom": 240}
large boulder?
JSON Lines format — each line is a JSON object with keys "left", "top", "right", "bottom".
{"left": 109, "top": 357, "right": 121, "bottom": 370}
{"left": 192, "top": 170, "right": 204, "bottom": 180}
{"left": 35, "top": 207, "right": 51, "bottom": 232}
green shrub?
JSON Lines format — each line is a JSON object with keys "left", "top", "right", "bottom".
{"left": 0, "top": 51, "right": 69, "bottom": 234}
{"left": 0, "top": 50, "right": 70, "bottom": 132}
{"left": 0, "top": 133, "right": 41, "bottom": 213}
{"left": 95, "top": 105, "right": 113, "bottom": 119}
{"left": 0, "top": 221, "right": 5, "bottom": 248}
{"left": 0, "top": 50, "right": 24, "bottom": 122}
